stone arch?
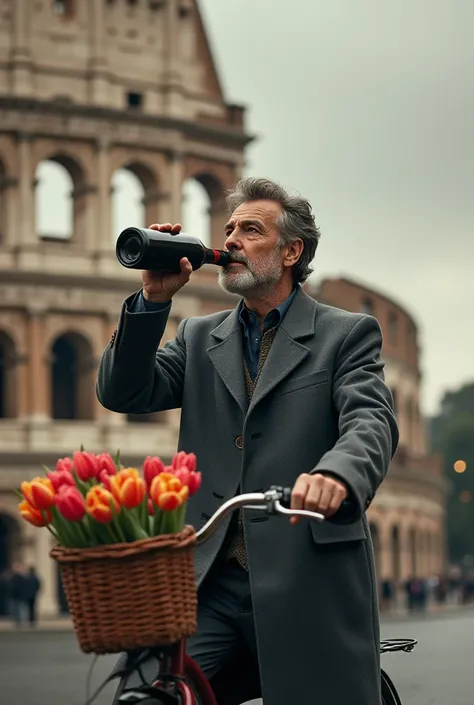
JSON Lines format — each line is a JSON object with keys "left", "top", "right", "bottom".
{"left": 49, "top": 331, "right": 95, "bottom": 420}
{"left": 182, "top": 177, "right": 212, "bottom": 246}
{"left": 34, "top": 151, "right": 91, "bottom": 245}
{"left": 183, "top": 166, "right": 230, "bottom": 249}
{"left": 0, "top": 512, "right": 23, "bottom": 616}
{"left": 110, "top": 160, "right": 161, "bottom": 242}
{"left": 0, "top": 330, "right": 18, "bottom": 418}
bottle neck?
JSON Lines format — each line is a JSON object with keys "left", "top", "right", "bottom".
{"left": 203, "top": 248, "right": 230, "bottom": 267}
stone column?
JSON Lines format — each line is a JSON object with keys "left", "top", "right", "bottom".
{"left": 0, "top": 176, "right": 19, "bottom": 247}
{"left": 209, "top": 196, "right": 228, "bottom": 250}
{"left": 26, "top": 309, "right": 50, "bottom": 421}
{"left": 96, "top": 139, "right": 113, "bottom": 251}
{"left": 15, "top": 351, "right": 30, "bottom": 418}
{"left": 88, "top": 0, "right": 109, "bottom": 104}
{"left": 399, "top": 527, "right": 412, "bottom": 581}
{"left": 162, "top": 0, "right": 184, "bottom": 114}
{"left": 379, "top": 525, "right": 392, "bottom": 580}
{"left": 10, "top": 0, "right": 33, "bottom": 97}
{"left": 143, "top": 189, "right": 171, "bottom": 227}
{"left": 16, "top": 134, "right": 36, "bottom": 245}
{"left": 72, "top": 183, "right": 98, "bottom": 250}
{"left": 168, "top": 150, "right": 184, "bottom": 223}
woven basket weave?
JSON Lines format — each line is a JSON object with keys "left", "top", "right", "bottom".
{"left": 50, "top": 526, "right": 197, "bottom": 654}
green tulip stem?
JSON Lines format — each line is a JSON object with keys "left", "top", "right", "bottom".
{"left": 113, "top": 518, "right": 127, "bottom": 543}
{"left": 176, "top": 503, "right": 187, "bottom": 532}
{"left": 43, "top": 521, "right": 60, "bottom": 542}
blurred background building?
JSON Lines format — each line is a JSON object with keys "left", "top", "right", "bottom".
{"left": 313, "top": 278, "right": 448, "bottom": 605}
{"left": 0, "top": 0, "right": 447, "bottom": 617}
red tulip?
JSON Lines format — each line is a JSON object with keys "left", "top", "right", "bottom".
{"left": 96, "top": 453, "right": 117, "bottom": 476}
{"left": 143, "top": 456, "right": 165, "bottom": 489}
{"left": 73, "top": 451, "right": 99, "bottom": 481}
{"left": 147, "top": 498, "right": 154, "bottom": 516}
{"left": 18, "top": 500, "right": 52, "bottom": 527}
{"left": 56, "top": 457, "right": 73, "bottom": 474}
{"left": 47, "top": 470, "right": 76, "bottom": 492}
{"left": 86, "top": 486, "right": 119, "bottom": 523}
{"left": 172, "top": 451, "right": 197, "bottom": 473}
{"left": 173, "top": 466, "right": 202, "bottom": 497}
{"left": 150, "top": 472, "right": 189, "bottom": 510}
{"left": 55, "top": 486, "right": 86, "bottom": 522}
{"left": 98, "top": 469, "right": 112, "bottom": 491}
{"left": 110, "top": 468, "right": 146, "bottom": 509}
{"left": 21, "top": 477, "right": 55, "bottom": 510}
{"left": 187, "top": 470, "right": 202, "bottom": 496}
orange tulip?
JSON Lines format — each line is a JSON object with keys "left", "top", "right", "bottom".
{"left": 86, "top": 485, "right": 119, "bottom": 523}
{"left": 110, "top": 468, "right": 146, "bottom": 509}
{"left": 150, "top": 472, "right": 189, "bottom": 510}
{"left": 18, "top": 499, "right": 52, "bottom": 527}
{"left": 21, "top": 477, "right": 55, "bottom": 510}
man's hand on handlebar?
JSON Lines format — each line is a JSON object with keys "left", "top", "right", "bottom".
{"left": 290, "top": 472, "right": 349, "bottom": 525}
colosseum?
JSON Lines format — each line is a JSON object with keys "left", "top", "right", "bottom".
{"left": 313, "top": 278, "right": 448, "bottom": 599}
{"left": 0, "top": 1, "right": 447, "bottom": 618}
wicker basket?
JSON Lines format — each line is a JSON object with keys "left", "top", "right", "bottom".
{"left": 50, "top": 526, "right": 197, "bottom": 654}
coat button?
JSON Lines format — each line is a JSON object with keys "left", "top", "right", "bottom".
{"left": 234, "top": 435, "right": 243, "bottom": 449}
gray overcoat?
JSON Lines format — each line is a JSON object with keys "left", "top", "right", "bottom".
{"left": 97, "top": 285, "right": 399, "bottom": 705}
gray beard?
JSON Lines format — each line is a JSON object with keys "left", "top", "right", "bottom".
{"left": 218, "top": 251, "right": 283, "bottom": 297}
{"left": 218, "top": 263, "right": 282, "bottom": 297}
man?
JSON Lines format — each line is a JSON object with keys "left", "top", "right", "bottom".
{"left": 97, "top": 177, "right": 398, "bottom": 705}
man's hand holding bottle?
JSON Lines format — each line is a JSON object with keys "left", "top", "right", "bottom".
{"left": 142, "top": 223, "right": 193, "bottom": 303}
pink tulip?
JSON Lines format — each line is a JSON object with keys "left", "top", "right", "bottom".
{"left": 73, "top": 451, "right": 99, "bottom": 482}
{"left": 173, "top": 466, "right": 202, "bottom": 497}
{"left": 172, "top": 451, "right": 197, "bottom": 473}
{"left": 96, "top": 453, "right": 117, "bottom": 476}
{"left": 47, "top": 470, "right": 76, "bottom": 491}
{"left": 98, "top": 469, "right": 112, "bottom": 490}
{"left": 55, "top": 486, "right": 86, "bottom": 522}
{"left": 143, "top": 456, "right": 165, "bottom": 489}
{"left": 56, "top": 457, "right": 73, "bottom": 474}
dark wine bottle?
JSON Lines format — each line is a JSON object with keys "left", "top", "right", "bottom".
{"left": 115, "top": 227, "right": 230, "bottom": 272}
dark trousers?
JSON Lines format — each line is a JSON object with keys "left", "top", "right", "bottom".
{"left": 27, "top": 598, "right": 37, "bottom": 626}
{"left": 113, "top": 558, "right": 261, "bottom": 703}
{"left": 187, "top": 558, "right": 258, "bottom": 677}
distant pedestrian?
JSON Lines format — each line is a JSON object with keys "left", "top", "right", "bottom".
{"left": 24, "top": 566, "right": 41, "bottom": 626}
{"left": 7, "top": 563, "right": 28, "bottom": 627}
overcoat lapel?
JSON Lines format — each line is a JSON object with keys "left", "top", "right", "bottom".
{"left": 207, "top": 287, "right": 318, "bottom": 415}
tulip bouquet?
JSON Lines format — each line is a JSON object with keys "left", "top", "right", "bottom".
{"left": 17, "top": 449, "right": 202, "bottom": 548}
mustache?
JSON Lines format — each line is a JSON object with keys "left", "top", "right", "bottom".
{"left": 226, "top": 251, "right": 249, "bottom": 266}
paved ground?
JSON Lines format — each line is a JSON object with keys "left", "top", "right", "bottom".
{"left": 0, "top": 607, "right": 473, "bottom": 705}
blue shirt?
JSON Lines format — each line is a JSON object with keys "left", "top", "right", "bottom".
{"left": 238, "top": 288, "right": 296, "bottom": 379}
{"left": 129, "top": 288, "right": 297, "bottom": 380}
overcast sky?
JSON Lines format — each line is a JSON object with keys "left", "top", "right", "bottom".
{"left": 197, "top": 0, "right": 474, "bottom": 416}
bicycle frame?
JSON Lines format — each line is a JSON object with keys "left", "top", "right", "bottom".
{"left": 111, "top": 489, "right": 416, "bottom": 705}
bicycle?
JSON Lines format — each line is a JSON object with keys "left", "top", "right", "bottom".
{"left": 86, "top": 487, "right": 416, "bottom": 705}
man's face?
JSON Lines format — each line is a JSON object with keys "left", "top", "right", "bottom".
{"left": 218, "top": 200, "right": 284, "bottom": 296}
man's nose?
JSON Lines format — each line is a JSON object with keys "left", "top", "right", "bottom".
{"left": 224, "top": 233, "right": 243, "bottom": 251}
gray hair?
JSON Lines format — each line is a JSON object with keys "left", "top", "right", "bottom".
{"left": 225, "top": 177, "right": 321, "bottom": 283}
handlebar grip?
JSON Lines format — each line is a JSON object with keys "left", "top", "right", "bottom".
{"left": 275, "top": 486, "right": 356, "bottom": 523}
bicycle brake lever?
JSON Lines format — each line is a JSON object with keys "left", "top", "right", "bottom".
{"left": 274, "top": 500, "right": 324, "bottom": 522}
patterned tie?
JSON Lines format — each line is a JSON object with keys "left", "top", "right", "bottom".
{"left": 223, "top": 328, "right": 277, "bottom": 570}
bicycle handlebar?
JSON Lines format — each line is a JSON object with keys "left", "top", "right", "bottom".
{"left": 194, "top": 486, "right": 352, "bottom": 545}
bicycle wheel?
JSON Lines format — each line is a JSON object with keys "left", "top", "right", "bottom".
{"left": 381, "top": 668, "right": 403, "bottom": 705}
